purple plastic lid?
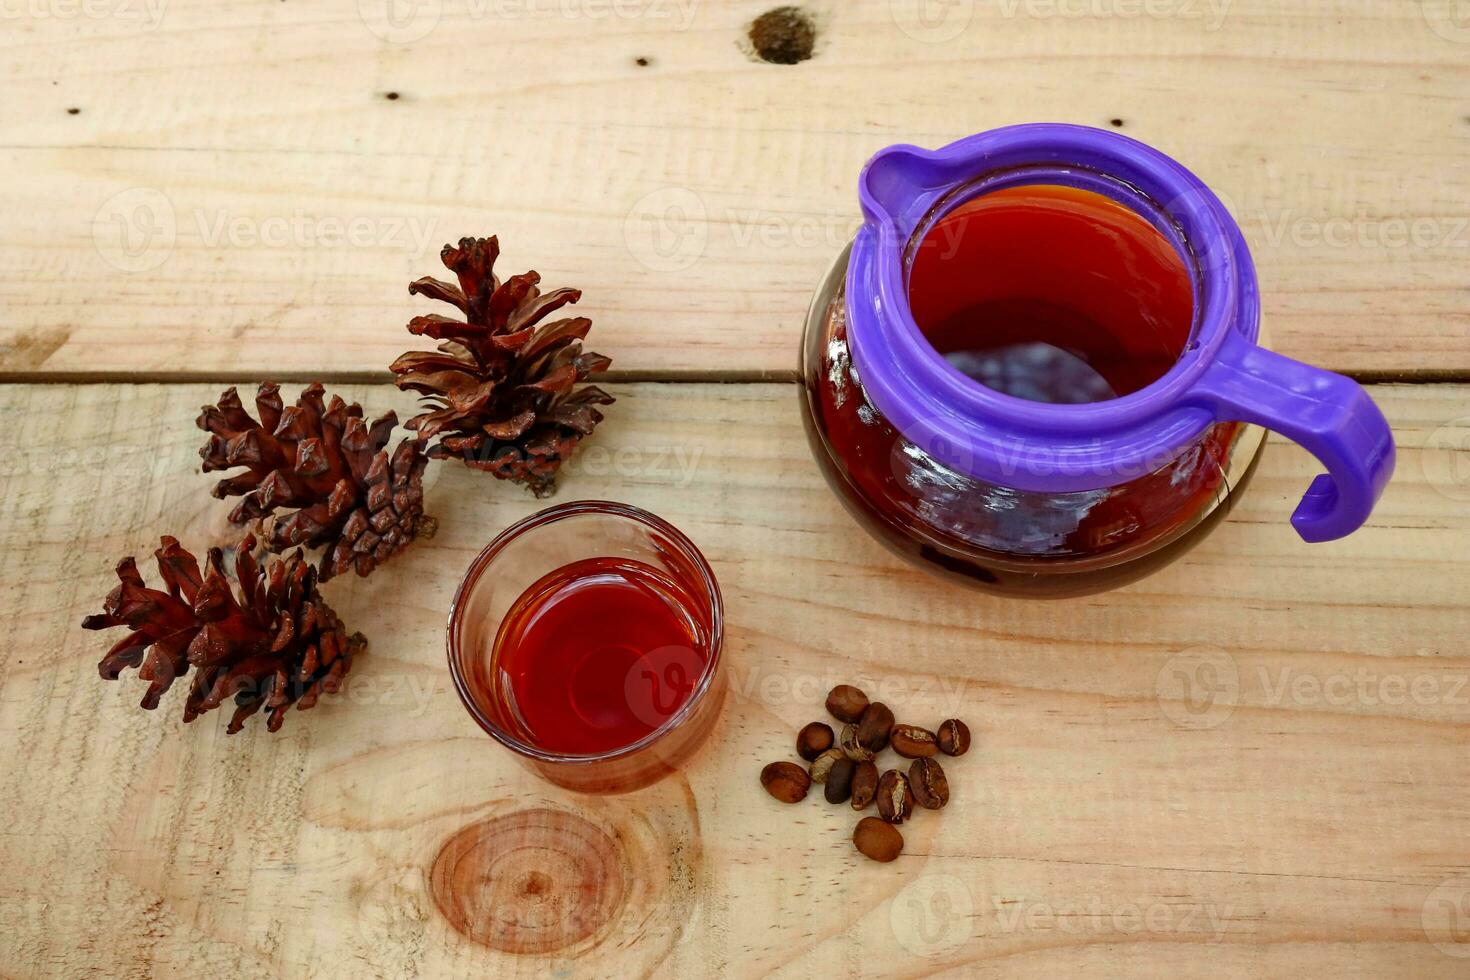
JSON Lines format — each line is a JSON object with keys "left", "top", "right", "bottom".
{"left": 844, "top": 123, "right": 1395, "bottom": 543}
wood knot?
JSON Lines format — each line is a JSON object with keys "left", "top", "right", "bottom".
{"left": 427, "top": 808, "right": 626, "bottom": 954}
{"left": 748, "top": 7, "right": 815, "bottom": 64}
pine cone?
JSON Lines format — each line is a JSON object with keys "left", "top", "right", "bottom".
{"left": 198, "top": 382, "right": 429, "bottom": 580}
{"left": 390, "top": 236, "right": 614, "bottom": 497}
{"left": 82, "top": 535, "right": 364, "bottom": 733}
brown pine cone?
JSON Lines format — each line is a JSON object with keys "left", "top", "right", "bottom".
{"left": 390, "top": 236, "right": 614, "bottom": 497}
{"left": 82, "top": 535, "right": 365, "bottom": 733}
{"left": 197, "top": 382, "right": 429, "bottom": 580}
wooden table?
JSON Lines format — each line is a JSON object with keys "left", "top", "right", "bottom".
{"left": 2, "top": 1, "right": 1467, "bottom": 975}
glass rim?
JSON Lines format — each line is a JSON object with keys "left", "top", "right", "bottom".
{"left": 445, "top": 499, "right": 725, "bottom": 766}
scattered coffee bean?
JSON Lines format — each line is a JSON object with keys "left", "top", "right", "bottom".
{"left": 797, "top": 721, "right": 834, "bottom": 761}
{"left": 856, "top": 702, "right": 895, "bottom": 752}
{"left": 761, "top": 761, "right": 810, "bottom": 804}
{"left": 850, "top": 760, "right": 878, "bottom": 810}
{"left": 826, "top": 684, "right": 869, "bottom": 723}
{"left": 890, "top": 724, "right": 939, "bottom": 758}
{"left": 825, "top": 757, "right": 856, "bottom": 804}
{"left": 937, "top": 718, "right": 971, "bottom": 757}
{"left": 853, "top": 816, "right": 904, "bottom": 862}
{"left": 909, "top": 757, "right": 949, "bottom": 810}
{"left": 808, "top": 747, "right": 844, "bottom": 784}
{"left": 876, "top": 768, "right": 914, "bottom": 824}
{"left": 838, "top": 723, "right": 875, "bottom": 762}
{"left": 764, "top": 688, "right": 971, "bottom": 863}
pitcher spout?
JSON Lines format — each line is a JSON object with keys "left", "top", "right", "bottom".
{"left": 858, "top": 144, "right": 950, "bottom": 230}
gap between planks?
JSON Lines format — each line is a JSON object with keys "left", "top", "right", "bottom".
{"left": 1, "top": 369, "right": 1468, "bottom": 387}
{"left": 0, "top": 369, "right": 796, "bottom": 386}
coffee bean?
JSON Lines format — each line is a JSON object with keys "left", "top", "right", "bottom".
{"left": 853, "top": 816, "right": 903, "bottom": 862}
{"left": 761, "top": 761, "right": 811, "bottom": 804}
{"left": 808, "top": 748, "right": 844, "bottom": 784}
{"left": 850, "top": 760, "right": 878, "bottom": 810}
{"left": 909, "top": 757, "right": 949, "bottom": 810}
{"left": 826, "top": 684, "right": 869, "bottom": 723}
{"left": 876, "top": 769, "right": 914, "bottom": 824}
{"left": 796, "top": 721, "right": 834, "bottom": 761}
{"left": 937, "top": 718, "right": 971, "bottom": 757}
{"left": 838, "top": 723, "right": 874, "bottom": 762}
{"left": 856, "top": 702, "right": 895, "bottom": 752}
{"left": 825, "top": 757, "right": 855, "bottom": 804}
{"left": 890, "top": 724, "right": 939, "bottom": 758}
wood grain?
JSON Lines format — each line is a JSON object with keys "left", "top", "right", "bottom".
{"left": 1, "top": 0, "right": 1467, "bottom": 379}
{"left": 0, "top": 381, "right": 1467, "bottom": 976}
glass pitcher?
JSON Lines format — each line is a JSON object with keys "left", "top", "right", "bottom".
{"left": 800, "top": 124, "right": 1395, "bottom": 598}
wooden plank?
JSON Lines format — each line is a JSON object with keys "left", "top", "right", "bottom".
{"left": 0, "top": 380, "right": 1466, "bottom": 976}
{"left": 1, "top": 0, "right": 1466, "bottom": 379}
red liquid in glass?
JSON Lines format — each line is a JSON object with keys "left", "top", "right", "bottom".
{"left": 907, "top": 183, "right": 1194, "bottom": 403}
{"left": 489, "top": 556, "right": 710, "bottom": 755}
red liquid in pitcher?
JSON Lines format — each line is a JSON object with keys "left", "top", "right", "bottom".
{"left": 800, "top": 182, "right": 1261, "bottom": 596}
{"left": 906, "top": 183, "right": 1194, "bottom": 403}
{"left": 489, "top": 556, "right": 711, "bottom": 755}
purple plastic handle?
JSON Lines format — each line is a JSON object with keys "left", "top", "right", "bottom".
{"left": 1187, "top": 333, "right": 1395, "bottom": 542}
{"left": 846, "top": 124, "right": 1396, "bottom": 543}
